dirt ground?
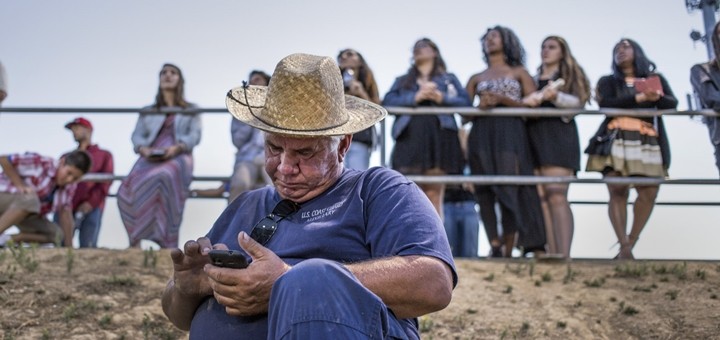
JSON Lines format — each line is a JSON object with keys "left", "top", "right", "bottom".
{"left": 0, "top": 248, "right": 718, "bottom": 340}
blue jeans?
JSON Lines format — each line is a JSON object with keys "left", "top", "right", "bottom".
{"left": 190, "top": 259, "right": 413, "bottom": 339}
{"left": 77, "top": 207, "right": 103, "bottom": 248}
{"left": 269, "top": 259, "right": 411, "bottom": 339}
{"left": 443, "top": 201, "right": 479, "bottom": 258}
{"left": 344, "top": 142, "right": 371, "bottom": 170}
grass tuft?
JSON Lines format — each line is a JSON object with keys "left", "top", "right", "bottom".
{"left": 583, "top": 277, "right": 606, "bottom": 288}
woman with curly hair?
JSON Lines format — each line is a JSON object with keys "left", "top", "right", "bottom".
{"left": 465, "top": 26, "right": 545, "bottom": 258}
{"left": 524, "top": 36, "right": 591, "bottom": 259}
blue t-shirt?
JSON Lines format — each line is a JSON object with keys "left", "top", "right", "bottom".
{"left": 190, "top": 167, "right": 457, "bottom": 338}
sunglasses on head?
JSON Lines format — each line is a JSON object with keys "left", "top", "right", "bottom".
{"left": 250, "top": 199, "right": 300, "bottom": 245}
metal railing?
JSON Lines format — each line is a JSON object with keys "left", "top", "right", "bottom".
{"left": 3, "top": 106, "right": 717, "bottom": 259}
{"left": 2, "top": 106, "right": 719, "bottom": 200}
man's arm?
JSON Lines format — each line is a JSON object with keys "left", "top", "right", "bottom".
{"left": 0, "top": 155, "right": 31, "bottom": 193}
{"left": 691, "top": 64, "right": 720, "bottom": 111}
{"left": 161, "top": 238, "right": 215, "bottom": 330}
{"left": 162, "top": 273, "right": 209, "bottom": 330}
{"left": 345, "top": 255, "right": 453, "bottom": 318}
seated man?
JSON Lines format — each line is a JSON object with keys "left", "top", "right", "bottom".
{"left": 0, "top": 150, "right": 91, "bottom": 246}
{"left": 162, "top": 53, "right": 457, "bottom": 339}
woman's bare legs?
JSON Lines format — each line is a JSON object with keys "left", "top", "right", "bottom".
{"left": 539, "top": 166, "right": 574, "bottom": 259}
{"left": 628, "top": 184, "right": 659, "bottom": 250}
{"left": 535, "top": 169, "right": 556, "bottom": 254}
{"left": 419, "top": 168, "right": 446, "bottom": 220}
{"left": 475, "top": 185, "right": 503, "bottom": 256}
{"left": 606, "top": 172, "right": 632, "bottom": 259}
{"left": 502, "top": 232, "right": 516, "bottom": 258}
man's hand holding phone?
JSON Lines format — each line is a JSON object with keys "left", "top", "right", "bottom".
{"left": 204, "top": 232, "right": 292, "bottom": 316}
{"left": 209, "top": 250, "right": 248, "bottom": 269}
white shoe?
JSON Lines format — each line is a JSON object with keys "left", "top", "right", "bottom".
{"left": 0, "top": 233, "right": 12, "bottom": 247}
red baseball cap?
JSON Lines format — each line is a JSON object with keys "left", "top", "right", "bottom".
{"left": 65, "top": 117, "right": 93, "bottom": 130}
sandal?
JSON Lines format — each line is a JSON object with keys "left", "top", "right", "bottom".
{"left": 616, "top": 242, "right": 634, "bottom": 260}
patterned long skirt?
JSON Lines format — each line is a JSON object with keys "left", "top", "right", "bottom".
{"left": 117, "top": 154, "right": 193, "bottom": 248}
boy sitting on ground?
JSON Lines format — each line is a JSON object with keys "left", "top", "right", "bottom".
{"left": 0, "top": 150, "right": 91, "bottom": 247}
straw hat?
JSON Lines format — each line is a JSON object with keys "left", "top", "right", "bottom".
{"left": 226, "top": 53, "right": 386, "bottom": 136}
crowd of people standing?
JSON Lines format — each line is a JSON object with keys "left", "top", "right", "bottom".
{"left": 1, "top": 25, "right": 719, "bottom": 261}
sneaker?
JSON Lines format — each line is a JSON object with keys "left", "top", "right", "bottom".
{"left": 0, "top": 233, "right": 12, "bottom": 247}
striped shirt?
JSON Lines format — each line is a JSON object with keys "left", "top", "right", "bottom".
{"left": 0, "top": 152, "right": 76, "bottom": 215}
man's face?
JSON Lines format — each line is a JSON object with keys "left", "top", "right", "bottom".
{"left": 55, "top": 163, "right": 85, "bottom": 187}
{"left": 264, "top": 133, "right": 350, "bottom": 202}
{"left": 69, "top": 124, "right": 91, "bottom": 143}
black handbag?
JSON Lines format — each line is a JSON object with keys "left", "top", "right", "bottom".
{"left": 584, "top": 129, "right": 618, "bottom": 156}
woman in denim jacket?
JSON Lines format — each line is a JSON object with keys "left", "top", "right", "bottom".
{"left": 383, "top": 37, "right": 471, "bottom": 219}
{"left": 117, "top": 63, "right": 202, "bottom": 248}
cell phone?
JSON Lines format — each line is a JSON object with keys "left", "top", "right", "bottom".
{"left": 208, "top": 249, "right": 249, "bottom": 269}
{"left": 148, "top": 149, "right": 165, "bottom": 159}
{"left": 150, "top": 149, "right": 165, "bottom": 156}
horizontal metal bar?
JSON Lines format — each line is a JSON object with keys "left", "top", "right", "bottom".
{"left": 569, "top": 201, "right": 720, "bottom": 206}
{"left": 0, "top": 107, "right": 228, "bottom": 114}
{"left": 384, "top": 107, "right": 720, "bottom": 117}
{"left": 1, "top": 106, "right": 718, "bottom": 117}
{"left": 82, "top": 173, "right": 720, "bottom": 185}
{"left": 82, "top": 173, "right": 230, "bottom": 182}
{"left": 405, "top": 175, "right": 720, "bottom": 185}
{"left": 97, "top": 193, "right": 720, "bottom": 206}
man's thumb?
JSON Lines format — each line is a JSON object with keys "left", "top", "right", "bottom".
{"left": 238, "top": 231, "right": 265, "bottom": 260}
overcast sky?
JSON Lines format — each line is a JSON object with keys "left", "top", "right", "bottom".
{"left": 0, "top": 0, "right": 717, "bottom": 259}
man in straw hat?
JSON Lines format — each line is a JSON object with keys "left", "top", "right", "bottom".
{"left": 162, "top": 53, "right": 456, "bottom": 339}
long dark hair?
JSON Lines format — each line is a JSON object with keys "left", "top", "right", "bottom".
{"left": 611, "top": 38, "right": 656, "bottom": 79}
{"left": 538, "top": 36, "right": 591, "bottom": 104}
{"left": 481, "top": 26, "right": 526, "bottom": 67}
{"left": 400, "top": 37, "right": 447, "bottom": 89}
{"left": 154, "top": 63, "right": 189, "bottom": 109}
{"left": 336, "top": 49, "right": 380, "bottom": 104}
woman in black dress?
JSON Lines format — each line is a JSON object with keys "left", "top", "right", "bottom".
{"left": 465, "top": 26, "right": 545, "bottom": 258}
{"left": 586, "top": 39, "right": 677, "bottom": 259}
{"left": 383, "top": 38, "right": 471, "bottom": 219}
{"left": 524, "top": 36, "right": 591, "bottom": 259}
